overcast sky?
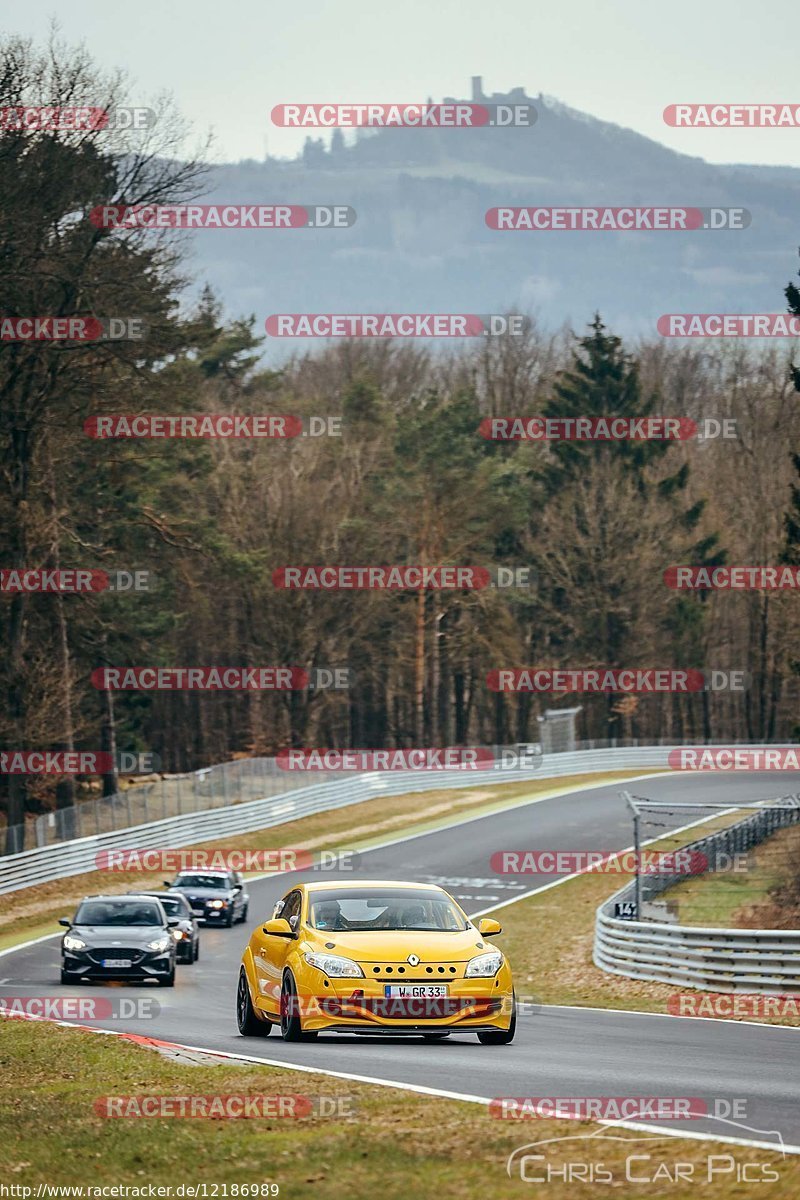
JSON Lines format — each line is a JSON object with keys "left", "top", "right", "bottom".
{"left": 7, "top": 0, "right": 800, "bottom": 166}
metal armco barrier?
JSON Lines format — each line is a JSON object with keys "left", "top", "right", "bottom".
{"left": 594, "top": 804, "right": 800, "bottom": 994}
{"left": 0, "top": 743, "right": 677, "bottom": 895}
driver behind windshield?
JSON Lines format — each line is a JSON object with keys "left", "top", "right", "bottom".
{"left": 398, "top": 903, "right": 427, "bottom": 929}
{"left": 312, "top": 900, "right": 344, "bottom": 930}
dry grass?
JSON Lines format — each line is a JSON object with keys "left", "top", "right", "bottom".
{"left": 0, "top": 1018, "right": 795, "bottom": 1197}
{"left": 663, "top": 824, "right": 800, "bottom": 930}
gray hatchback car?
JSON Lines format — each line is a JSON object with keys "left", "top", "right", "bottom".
{"left": 60, "top": 894, "right": 179, "bottom": 986}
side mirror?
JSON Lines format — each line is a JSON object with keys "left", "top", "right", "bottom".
{"left": 58, "top": 917, "right": 71, "bottom": 928}
{"left": 262, "top": 918, "right": 294, "bottom": 938}
{"left": 162, "top": 881, "right": 172, "bottom": 888}
{"left": 232, "top": 884, "right": 242, "bottom": 893}
{"left": 167, "top": 917, "right": 180, "bottom": 928}
{"left": 477, "top": 917, "right": 502, "bottom": 937}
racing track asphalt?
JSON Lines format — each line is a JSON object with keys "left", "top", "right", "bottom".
{"left": 2, "top": 773, "right": 799, "bottom": 1152}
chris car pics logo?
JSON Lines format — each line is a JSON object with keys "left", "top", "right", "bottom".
{"left": 506, "top": 1118, "right": 784, "bottom": 1185}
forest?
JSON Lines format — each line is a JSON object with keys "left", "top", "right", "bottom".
{"left": 3, "top": 35, "right": 800, "bottom": 848}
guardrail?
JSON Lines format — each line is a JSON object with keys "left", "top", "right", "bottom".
{"left": 594, "top": 803, "right": 800, "bottom": 994}
{"left": 6, "top": 735, "right": 767, "bottom": 853}
{"left": 7, "top": 757, "right": 321, "bottom": 852}
{"left": 0, "top": 743, "right": 678, "bottom": 895}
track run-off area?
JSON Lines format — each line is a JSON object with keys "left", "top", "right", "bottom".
{"left": 2, "top": 772, "right": 799, "bottom": 1153}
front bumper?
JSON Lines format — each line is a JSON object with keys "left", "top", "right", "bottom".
{"left": 321, "top": 1022, "right": 505, "bottom": 1035}
{"left": 187, "top": 900, "right": 232, "bottom": 923}
{"left": 287, "top": 971, "right": 514, "bottom": 1033}
{"left": 62, "top": 947, "right": 174, "bottom": 980}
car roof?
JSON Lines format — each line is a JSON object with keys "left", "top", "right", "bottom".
{"left": 80, "top": 893, "right": 165, "bottom": 902}
{"left": 299, "top": 880, "right": 446, "bottom": 893}
{"left": 174, "top": 869, "right": 231, "bottom": 876}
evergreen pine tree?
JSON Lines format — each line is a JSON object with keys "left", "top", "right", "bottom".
{"left": 785, "top": 251, "right": 800, "bottom": 392}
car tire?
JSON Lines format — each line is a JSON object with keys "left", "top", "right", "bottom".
{"left": 280, "top": 973, "right": 317, "bottom": 1042}
{"left": 239, "top": 903, "right": 249, "bottom": 924}
{"left": 157, "top": 967, "right": 176, "bottom": 988}
{"left": 237, "top": 967, "right": 271, "bottom": 1036}
{"left": 193, "top": 940, "right": 200, "bottom": 962}
{"left": 422, "top": 1032, "right": 450, "bottom": 1040}
{"left": 60, "top": 968, "right": 78, "bottom": 985}
{"left": 477, "top": 996, "right": 516, "bottom": 1045}
{"left": 225, "top": 909, "right": 235, "bottom": 928}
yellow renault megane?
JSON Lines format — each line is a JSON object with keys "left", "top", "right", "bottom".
{"left": 236, "top": 880, "right": 516, "bottom": 1043}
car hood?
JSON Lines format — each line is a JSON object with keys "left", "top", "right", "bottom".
{"left": 306, "top": 928, "right": 487, "bottom": 963}
{"left": 67, "top": 924, "right": 167, "bottom": 945}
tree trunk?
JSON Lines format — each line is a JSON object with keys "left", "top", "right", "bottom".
{"left": 414, "top": 587, "right": 426, "bottom": 742}
{"left": 100, "top": 684, "right": 120, "bottom": 798}
{"left": 46, "top": 439, "right": 77, "bottom": 823}
{"left": 431, "top": 593, "right": 442, "bottom": 744}
{"left": 4, "top": 427, "right": 32, "bottom": 853}
{"left": 454, "top": 670, "right": 467, "bottom": 743}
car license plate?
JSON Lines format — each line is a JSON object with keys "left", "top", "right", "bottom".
{"left": 384, "top": 984, "right": 449, "bottom": 998}
{"left": 102, "top": 958, "right": 132, "bottom": 968}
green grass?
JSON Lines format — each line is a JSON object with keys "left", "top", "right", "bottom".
{"left": 1, "top": 1018, "right": 795, "bottom": 1197}
{"left": 658, "top": 824, "right": 800, "bottom": 928}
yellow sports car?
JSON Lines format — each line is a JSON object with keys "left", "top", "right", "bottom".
{"left": 236, "top": 880, "right": 515, "bottom": 1043}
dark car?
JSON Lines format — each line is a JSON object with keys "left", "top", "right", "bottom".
{"left": 59, "top": 894, "right": 178, "bottom": 986}
{"left": 165, "top": 870, "right": 249, "bottom": 927}
{"left": 137, "top": 890, "right": 200, "bottom": 963}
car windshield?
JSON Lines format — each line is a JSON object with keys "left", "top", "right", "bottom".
{"left": 75, "top": 900, "right": 163, "bottom": 926}
{"left": 144, "top": 894, "right": 187, "bottom": 915}
{"left": 308, "top": 889, "right": 468, "bottom": 932}
{"left": 173, "top": 874, "right": 228, "bottom": 889}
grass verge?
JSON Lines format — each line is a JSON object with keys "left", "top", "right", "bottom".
{"left": 658, "top": 824, "right": 800, "bottom": 929}
{"left": 0, "top": 1018, "right": 795, "bottom": 1197}
{"left": 493, "top": 810, "right": 800, "bottom": 1027}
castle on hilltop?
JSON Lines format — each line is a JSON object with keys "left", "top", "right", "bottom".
{"left": 469, "top": 76, "right": 532, "bottom": 103}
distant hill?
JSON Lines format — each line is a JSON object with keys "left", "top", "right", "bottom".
{"left": 184, "top": 79, "right": 800, "bottom": 354}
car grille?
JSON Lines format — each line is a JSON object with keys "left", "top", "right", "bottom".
{"left": 364, "top": 962, "right": 465, "bottom": 980}
{"left": 87, "top": 948, "right": 145, "bottom": 965}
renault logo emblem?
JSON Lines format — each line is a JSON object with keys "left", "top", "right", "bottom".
{"left": 407, "top": 954, "right": 420, "bottom": 966}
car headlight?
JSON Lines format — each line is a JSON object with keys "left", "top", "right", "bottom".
{"left": 147, "top": 936, "right": 172, "bottom": 952}
{"left": 63, "top": 934, "right": 86, "bottom": 952}
{"left": 304, "top": 951, "right": 365, "bottom": 978}
{"left": 465, "top": 950, "right": 503, "bottom": 978}
{"left": 208, "top": 900, "right": 226, "bottom": 909}
{"left": 172, "top": 930, "right": 185, "bottom": 940}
